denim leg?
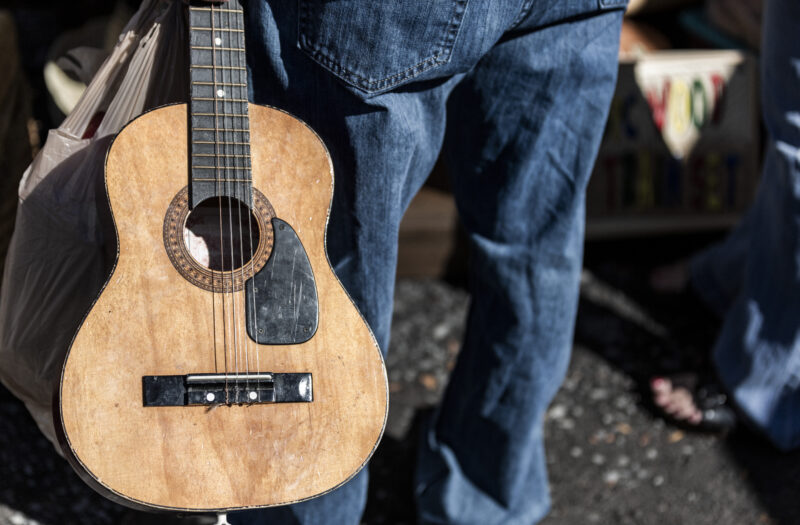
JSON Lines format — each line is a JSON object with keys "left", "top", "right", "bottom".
{"left": 415, "top": 10, "right": 624, "bottom": 525}
{"left": 711, "top": 0, "right": 800, "bottom": 451}
{"left": 690, "top": 209, "right": 752, "bottom": 317}
{"left": 236, "top": 2, "right": 459, "bottom": 523}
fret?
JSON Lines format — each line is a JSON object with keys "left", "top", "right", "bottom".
{"left": 192, "top": 113, "right": 249, "bottom": 118}
{"left": 192, "top": 97, "right": 248, "bottom": 102}
{"left": 190, "top": 46, "right": 246, "bottom": 52}
{"left": 190, "top": 29, "right": 243, "bottom": 44}
{"left": 192, "top": 85, "right": 247, "bottom": 95}
{"left": 194, "top": 128, "right": 250, "bottom": 132}
{"left": 191, "top": 69, "right": 246, "bottom": 84}
{"left": 190, "top": 50, "right": 247, "bottom": 67}
{"left": 192, "top": 115, "right": 249, "bottom": 127}
{"left": 191, "top": 65, "right": 246, "bottom": 70}
{"left": 193, "top": 153, "right": 251, "bottom": 158}
{"left": 193, "top": 166, "right": 251, "bottom": 170}
{"left": 192, "top": 82, "right": 247, "bottom": 87}
{"left": 192, "top": 141, "right": 251, "bottom": 145}
{"left": 192, "top": 130, "right": 249, "bottom": 139}
{"left": 189, "top": 6, "right": 241, "bottom": 13}
{"left": 191, "top": 27, "right": 244, "bottom": 32}
{"left": 193, "top": 179, "right": 253, "bottom": 182}
{"left": 191, "top": 100, "right": 248, "bottom": 115}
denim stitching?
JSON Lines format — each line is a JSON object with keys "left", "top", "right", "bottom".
{"left": 298, "top": 0, "right": 468, "bottom": 93}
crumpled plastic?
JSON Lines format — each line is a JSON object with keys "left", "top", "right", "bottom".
{"left": 0, "top": 0, "right": 187, "bottom": 447}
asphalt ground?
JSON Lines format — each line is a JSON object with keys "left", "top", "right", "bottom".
{"left": 2, "top": 237, "right": 800, "bottom": 525}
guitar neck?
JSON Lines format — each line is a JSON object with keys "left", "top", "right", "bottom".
{"left": 188, "top": 0, "right": 251, "bottom": 208}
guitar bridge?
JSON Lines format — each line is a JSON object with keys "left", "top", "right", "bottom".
{"left": 142, "top": 373, "right": 312, "bottom": 406}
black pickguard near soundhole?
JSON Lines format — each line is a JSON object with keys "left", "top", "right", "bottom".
{"left": 246, "top": 218, "right": 318, "bottom": 344}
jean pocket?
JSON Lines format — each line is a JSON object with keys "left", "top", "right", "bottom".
{"left": 298, "top": 0, "right": 468, "bottom": 95}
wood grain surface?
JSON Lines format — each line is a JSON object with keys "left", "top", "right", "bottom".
{"left": 57, "top": 104, "right": 388, "bottom": 512}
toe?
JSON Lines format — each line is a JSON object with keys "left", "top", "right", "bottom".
{"left": 651, "top": 377, "right": 672, "bottom": 395}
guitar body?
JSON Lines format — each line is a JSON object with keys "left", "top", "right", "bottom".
{"left": 56, "top": 103, "right": 388, "bottom": 512}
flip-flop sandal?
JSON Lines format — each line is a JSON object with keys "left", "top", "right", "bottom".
{"left": 650, "top": 372, "right": 738, "bottom": 433}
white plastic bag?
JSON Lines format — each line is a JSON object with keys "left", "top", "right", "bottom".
{"left": 0, "top": 0, "right": 188, "bottom": 446}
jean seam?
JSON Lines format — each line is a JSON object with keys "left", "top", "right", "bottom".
{"left": 509, "top": 0, "right": 535, "bottom": 30}
{"left": 297, "top": 0, "right": 468, "bottom": 93}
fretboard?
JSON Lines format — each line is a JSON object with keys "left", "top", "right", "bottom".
{"left": 188, "top": 0, "right": 251, "bottom": 208}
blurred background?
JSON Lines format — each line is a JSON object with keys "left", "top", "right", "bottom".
{"left": 1, "top": 0, "right": 798, "bottom": 524}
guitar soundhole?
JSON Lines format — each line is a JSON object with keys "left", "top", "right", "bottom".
{"left": 163, "top": 187, "right": 276, "bottom": 292}
{"left": 185, "top": 197, "right": 260, "bottom": 272}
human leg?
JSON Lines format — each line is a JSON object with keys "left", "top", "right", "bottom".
{"left": 652, "top": 0, "right": 800, "bottom": 449}
{"left": 414, "top": 5, "right": 625, "bottom": 524}
{"left": 235, "top": 2, "right": 478, "bottom": 523}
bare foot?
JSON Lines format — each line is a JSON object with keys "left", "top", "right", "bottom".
{"left": 650, "top": 377, "right": 703, "bottom": 425}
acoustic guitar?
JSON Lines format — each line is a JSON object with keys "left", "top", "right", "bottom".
{"left": 55, "top": 0, "right": 388, "bottom": 513}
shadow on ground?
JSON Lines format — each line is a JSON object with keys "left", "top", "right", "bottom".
{"left": 575, "top": 236, "right": 800, "bottom": 525}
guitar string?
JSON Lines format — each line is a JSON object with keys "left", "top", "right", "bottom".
{"left": 201, "top": 6, "right": 219, "bottom": 384}
{"left": 237, "top": 2, "right": 262, "bottom": 396}
{"left": 228, "top": 1, "right": 252, "bottom": 400}
{"left": 210, "top": 3, "right": 231, "bottom": 403}
{"left": 221, "top": 3, "right": 242, "bottom": 401}
{"left": 234, "top": 3, "right": 254, "bottom": 399}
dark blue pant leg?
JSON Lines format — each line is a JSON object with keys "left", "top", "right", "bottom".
{"left": 415, "top": 8, "right": 624, "bottom": 524}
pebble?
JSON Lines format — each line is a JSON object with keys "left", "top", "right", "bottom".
{"left": 563, "top": 377, "right": 579, "bottom": 392}
{"left": 646, "top": 448, "right": 659, "bottom": 460}
{"left": 570, "top": 446, "right": 583, "bottom": 458}
{"left": 603, "top": 470, "right": 621, "bottom": 484}
{"left": 590, "top": 388, "right": 609, "bottom": 401}
{"left": 592, "top": 453, "right": 606, "bottom": 465}
{"left": 548, "top": 404, "right": 567, "bottom": 420}
{"left": 681, "top": 445, "right": 695, "bottom": 456}
{"left": 560, "top": 418, "right": 576, "bottom": 430}
{"left": 602, "top": 413, "right": 614, "bottom": 425}
{"left": 418, "top": 373, "right": 438, "bottom": 391}
{"left": 653, "top": 475, "right": 665, "bottom": 487}
{"left": 668, "top": 430, "right": 685, "bottom": 443}
{"left": 590, "top": 430, "right": 608, "bottom": 444}
{"left": 615, "top": 422, "right": 632, "bottom": 435}
{"left": 432, "top": 323, "right": 449, "bottom": 340}
{"left": 617, "top": 455, "right": 630, "bottom": 467}
{"left": 572, "top": 406, "right": 584, "bottom": 417}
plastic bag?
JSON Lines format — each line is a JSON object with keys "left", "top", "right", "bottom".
{"left": 0, "top": 0, "right": 188, "bottom": 447}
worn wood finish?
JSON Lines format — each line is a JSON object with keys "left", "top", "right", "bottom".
{"left": 57, "top": 103, "right": 388, "bottom": 512}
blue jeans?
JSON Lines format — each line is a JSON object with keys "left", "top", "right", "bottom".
{"left": 691, "top": 0, "right": 800, "bottom": 452}
{"left": 233, "top": 1, "right": 624, "bottom": 523}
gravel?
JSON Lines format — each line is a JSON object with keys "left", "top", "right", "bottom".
{"left": 2, "top": 274, "right": 800, "bottom": 525}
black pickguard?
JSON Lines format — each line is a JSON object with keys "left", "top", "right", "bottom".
{"left": 245, "top": 218, "right": 318, "bottom": 344}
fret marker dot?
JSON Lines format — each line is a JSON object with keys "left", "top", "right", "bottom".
{"left": 217, "top": 89, "right": 225, "bottom": 97}
{"left": 214, "top": 37, "right": 222, "bottom": 45}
